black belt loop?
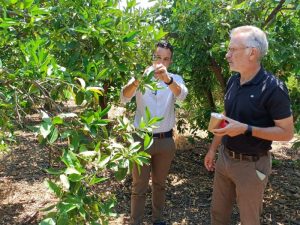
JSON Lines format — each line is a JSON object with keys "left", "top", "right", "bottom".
{"left": 152, "top": 129, "right": 173, "bottom": 139}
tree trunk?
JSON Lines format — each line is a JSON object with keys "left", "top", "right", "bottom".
{"left": 209, "top": 58, "right": 226, "bottom": 94}
{"left": 205, "top": 88, "right": 216, "bottom": 112}
{"left": 99, "top": 82, "right": 109, "bottom": 119}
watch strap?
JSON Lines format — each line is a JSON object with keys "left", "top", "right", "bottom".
{"left": 164, "top": 76, "right": 173, "bottom": 85}
{"left": 244, "top": 125, "right": 252, "bottom": 136}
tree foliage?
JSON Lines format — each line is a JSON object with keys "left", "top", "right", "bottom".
{"left": 0, "top": 0, "right": 165, "bottom": 224}
{"left": 0, "top": 0, "right": 299, "bottom": 224}
{"left": 159, "top": 0, "right": 300, "bottom": 135}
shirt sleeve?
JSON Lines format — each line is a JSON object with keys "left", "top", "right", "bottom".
{"left": 266, "top": 82, "right": 292, "bottom": 120}
{"left": 174, "top": 75, "right": 188, "bottom": 101}
{"left": 120, "top": 77, "right": 137, "bottom": 104}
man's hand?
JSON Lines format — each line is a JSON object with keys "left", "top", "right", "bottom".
{"left": 154, "top": 63, "right": 171, "bottom": 83}
{"left": 204, "top": 149, "right": 217, "bottom": 171}
{"left": 212, "top": 116, "right": 247, "bottom": 137}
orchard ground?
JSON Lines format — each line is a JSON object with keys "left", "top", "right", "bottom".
{"left": 0, "top": 106, "right": 299, "bottom": 225}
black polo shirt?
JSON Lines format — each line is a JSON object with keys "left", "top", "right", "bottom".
{"left": 222, "top": 67, "right": 292, "bottom": 155}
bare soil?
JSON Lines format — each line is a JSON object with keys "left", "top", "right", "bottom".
{"left": 0, "top": 114, "right": 299, "bottom": 225}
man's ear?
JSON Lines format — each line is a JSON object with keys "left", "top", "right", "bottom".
{"left": 249, "top": 47, "right": 259, "bottom": 61}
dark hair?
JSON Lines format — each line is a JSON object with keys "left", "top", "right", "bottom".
{"left": 156, "top": 41, "right": 173, "bottom": 57}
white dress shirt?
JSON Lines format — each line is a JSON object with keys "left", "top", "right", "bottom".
{"left": 120, "top": 73, "right": 188, "bottom": 133}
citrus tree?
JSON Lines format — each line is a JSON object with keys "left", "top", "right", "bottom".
{"left": 157, "top": 0, "right": 300, "bottom": 137}
{"left": 0, "top": 0, "right": 167, "bottom": 224}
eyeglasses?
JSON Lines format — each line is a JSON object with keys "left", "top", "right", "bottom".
{"left": 227, "top": 47, "right": 251, "bottom": 53}
{"left": 152, "top": 54, "right": 171, "bottom": 62}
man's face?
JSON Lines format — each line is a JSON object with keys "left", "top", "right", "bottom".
{"left": 152, "top": 47, "right": 172, "bottom": 68}
{"left": 226, "top": 34, "right": 252, "bottom": 72}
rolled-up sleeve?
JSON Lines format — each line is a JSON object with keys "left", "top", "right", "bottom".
{"left": 175, "top": 76, "right": 188, "bottom": 101}
{"left": 120, "top": 77, "right": 136, "bottom": 104}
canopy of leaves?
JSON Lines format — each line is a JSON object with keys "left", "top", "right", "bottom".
{"left": 158, "top": 0, "right": 300, "bottom": 133}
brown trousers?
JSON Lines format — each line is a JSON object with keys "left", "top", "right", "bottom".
{"left": 130, "top": 137, "right": 176, "bottom": 225}
{"left": 211, "top": 146, "right": 272, "bottom": 225}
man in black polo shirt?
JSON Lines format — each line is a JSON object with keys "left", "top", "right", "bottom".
{"left": 204, "top": 25, "right": 294, "bottom": 225}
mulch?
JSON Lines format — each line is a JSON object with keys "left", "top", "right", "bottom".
{"left": 0, "top": 131, "right": 299, "bottom": 225}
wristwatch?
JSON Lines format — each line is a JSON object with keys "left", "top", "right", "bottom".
{"left": 244, "top": 125, "right": 252, "bottom": 136}
{"left": 164, "top": 76, "right": 173, "bottom": 85}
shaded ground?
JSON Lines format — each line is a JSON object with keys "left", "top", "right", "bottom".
{"left": 0, "top": 128, "right": 299, "bottom": 225}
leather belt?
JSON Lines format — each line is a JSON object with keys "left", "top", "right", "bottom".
{"left": 152, "top": 129, "right": 173, "bottom": 138}
{"left": 224, "top": 146, "right": 268, "bottom": 162}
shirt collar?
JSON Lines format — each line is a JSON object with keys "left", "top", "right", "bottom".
{"left": 237, "top": 66, "right": 265, "bottom": 86}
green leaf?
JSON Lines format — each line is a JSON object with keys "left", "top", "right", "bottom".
{"left": 61, "top": 150, "right": 78, "bottom": 168}
{"left": 44, "top": 168, "right": 64, "bottom": 175}
{"left": 115, "top": 167, "right": 127, "bottom": 181}
{"left": 29, "top": 6, "right": 50, "bottom": 16}
{"left": 28, "top": 84, "right": 40, "bottom": 94}
{"left": 98, "top": 105, "right": 111, "bottom": 118}
{"left": 123, "top": 31, "right": 140, "bottom": 42}
{"left": 78, "top": 151, "right": 97, "bottom": 158}
{"left": 91, "top": 222, "right": 101, "bottom": 225}
{"left": 57, "top": 212, "right": 68, "bottom": 225}
{"left": 143, "top": 133, "right": 153, "bottom": 150}
{"left": 148, "top": 116, "right": 163, "bottom": 125}
{"left": 57, "top": 202, "right": 77, "bottom": 213}
{"left": 127, "top": 0, "right": 137, "bottom": 9}
{"left": 40, "top": 204, "right": 56, "bottom": 212}
{"left": 40, "top": 123, "right": 52, "bottom": 138}
{"left": 39, "top": 218, "right": 56, "bottom": 225}
{"left": 78, "top": 145, "right": 88, "bottom": 153}
{"left": 139, "top": 118, "right": 146, "bottom": 129}
{"left": 40, "top": 110, "right": 51, "bottom": 123}
{"left": 0, "top": 18, "right": 19, "bottom": 28}
{"left": 75, "top": 91, "right": 84, "bottom": 105}
{"left": 89, "top": 176, "right": 108, "bottom": 185}
{"left": 97, "top": 155, "right": 110, "bottom": 168}
{"left": 65, "top": 195, "right": 82, "bottom": 205}
{"left": 58, "top": 113, "right": 77, "bottom": 119}
{"left": 145, "top": 106, "right": 151, "bottom": 122}
{"left": 101, "top": 126, "right": 109, "bottom": 139}
{"left": 96, "top": 68, "right": 109, "bottom": 79}
{"left": 49, "top": 128, "right": 59, "bottom": 144}
{"left": 45, "top": 180, "right": 62, "bottom": 197}
{"left": 129, "top": 142, "right": 141, "bottom": 153}
{"left": 75, "top": 77, "right": 86, "bottom": 89}
{"left": 68, "top": 174, "right": 84, "bottom": 182}
{"left": 24, "top": 0, "right": 34, "bottom": 8}
{"left": 65, "top": 167, "right": 81, "bottom": 175}
{"left": 86, "top": 86, "right": 103, "bottom": 95}
{"left": 61, "top": 131, "right": 72, "bottom": 139}
{"left": 52, "top": 117, "right": 63, "bottom": 125}
{"left": 154, "top": 28, "right": 168, "bottom": 40}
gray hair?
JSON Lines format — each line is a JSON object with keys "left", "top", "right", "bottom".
{"left": 230, "top": 25, "right": 268, "bottom": 58}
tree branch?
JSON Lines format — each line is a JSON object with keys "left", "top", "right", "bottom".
{"left": 263, "top": 0, "right": 286, "bottom": 28}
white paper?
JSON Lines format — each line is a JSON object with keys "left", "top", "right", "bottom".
{"left": 256, "top": 170, "right": 266, "bottom": 181}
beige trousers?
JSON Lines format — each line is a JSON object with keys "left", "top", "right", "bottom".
{"left": 211, "top": 146, "right": 272, "bottom": 225}
{"left": 130, "top": 137, "right": 176, "bottom": 225}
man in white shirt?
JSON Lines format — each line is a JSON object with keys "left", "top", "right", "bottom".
{"left": 121, "top": 41, "right": 188, "bottom": 225}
